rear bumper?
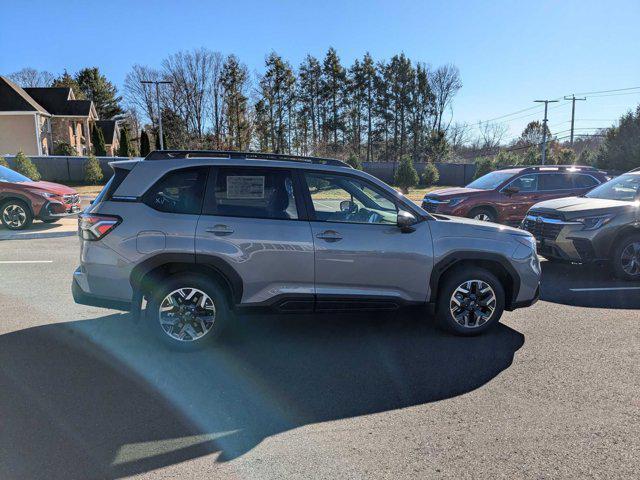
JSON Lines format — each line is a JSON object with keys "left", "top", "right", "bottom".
{"left": 72, "top": 271, "right": 131, "bottom": 311}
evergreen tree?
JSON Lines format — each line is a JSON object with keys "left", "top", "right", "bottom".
{"left": 0, "top": 157, "right": 9, "bottom": 168}
{"left": 259, "top": 52, "right": 296, "bottom": 153}
{"left": 140, "top": 130, "right": 151, "bottom": 156}
{"left": 394, "top": 154, "right": 419, "bottom": 193}
{"left": 91, "top": 126, "right": 107, "bottom": 156}
{"left": 13, "top": 151, "right": 41, "bottom": 181}
{"left": 75, "top": 67, "right": 122, "bottom": 119}
{"left": 321, "top": 48, "right": 346, "bottom": 151}
{"left": 347, "top": 153, "right": 363, "bottom": 170}
{"left": 221, "top": 55, "right": 251, "bottom": 149}
{"left": 421, "top": 162, "right": 440, "bottom": 186}
{"left": 84, "top": 155, "right": 104, "bottom": 184}
{"left": 298, "top": 55, "right": 323, "bottom": 150}
{"left": 51, "top": 71, "right": 85, "bottom": 99}
{"left": 117, "top": 127, "right": 131, "bottom": 157}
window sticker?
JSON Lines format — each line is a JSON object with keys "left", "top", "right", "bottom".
{"left": 226, "top": 176, "right": 265, "bottom": 199}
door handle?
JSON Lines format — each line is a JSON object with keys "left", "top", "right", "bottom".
{"left": 206, "top": 224, "right": 234, "bottom": 236}
{"left": 316, "top": 230, "right": 343, "bottom": 242}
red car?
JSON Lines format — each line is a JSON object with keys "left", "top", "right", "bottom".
{"left": 421, "top": 165, "right": 608, "bottom": 225}
{"left": 0, "top": 165, "right": 81, "bottom": 230}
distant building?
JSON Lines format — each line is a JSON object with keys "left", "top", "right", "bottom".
{"left": 94, "top": 120, "right": 120, "bottom": 156}
{"left": 0, "top": 76, "right": 104, "bottom": 156}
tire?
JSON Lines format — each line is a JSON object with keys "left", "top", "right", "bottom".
{"left": 1, "top": 199, "right": 33, "bottom": 230}
{"left": 611, "top": 233, "right": 640, "bottom": 281}
{"left": 146, "top": 273, "right": 233, "bottom": 350}
{"left": 435, "top": 267, "right": 506, "bottom": 336}
{"left": 468, "top": 207, "right": 496, "bottom": 223}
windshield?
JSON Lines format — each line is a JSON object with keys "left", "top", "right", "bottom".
{"left": 585, "top": 173, "right": 640, "bottom": 201}
{"left": 0, "top": 165, "right": 32, "bottom": 183}
{"left": 466, "top": 171, "right": 514, "bottom": 190}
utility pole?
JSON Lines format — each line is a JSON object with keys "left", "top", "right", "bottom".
{"left": 534, "top": 99, "right": 558, "bottom": 164}
{"left": 563, "top": 94, "right": 586, "bottom": 146}
{"left": 141, "top": 80, "right": 173, "bottom": 150}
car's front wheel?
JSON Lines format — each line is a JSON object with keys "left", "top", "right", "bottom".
{"left": 435, "top": 267, "right": 505, "bottom": 335}
{"left": 468, "top": 207, "right": 496, "bottom": 223}
{"left": 612, "top": 234, "right": 640, "bottom": 281}
{"left": 1, "top": 200, "right": 33, "bottom": 230}
{"left": 146, "top": 274, "right": 232, "bottom": 350}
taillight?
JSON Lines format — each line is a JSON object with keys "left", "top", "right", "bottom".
{"left": 78, "top": 213, "right": 121, "bottom": 241}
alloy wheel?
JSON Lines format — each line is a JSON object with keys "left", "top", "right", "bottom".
{"left": 449, "top": 280, "right": 497, "bottom": 328}
{"left": 620, "top": 242, "right": 640, "bottom": 277}
{"left": 474, "top": 213, "right": 491, "bottom": 221}
{"left": 2, "top": 204, "right": 27, "bottom": 228}
{"left": 158, "top": 287, "right": 216, "bottom": 342}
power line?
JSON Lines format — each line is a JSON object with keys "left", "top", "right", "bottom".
{"left": 574, "top": 86, "right": 640, "bottom": 96}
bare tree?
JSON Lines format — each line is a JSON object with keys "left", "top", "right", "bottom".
{"left": 123, "top": 65, "right": 162, "bottom": 128}
{"left": 8, "top": 68, "right": 54, "bottom": 87}
{"left": 162, "top": 48, "right": 221, "bottom": 139}
{"left": 476, "top": 121, "right": 508, "bottom": 151}
{"left": 447, "top": 121, "right": 471, "bottom": 150}
{"left": 429, "top": 64, "right": 462, "bottom": 133}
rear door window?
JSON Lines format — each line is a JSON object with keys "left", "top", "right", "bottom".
{"left": 539, "top": 173, "right": 573, "bottom": 191}
{"left": 142, "top": 167, "right": 208, "bottom": 214}
{"left": 573, "top": 174, "right": 599, "bottom": 189}
{"left": 207, "top": 167, "right": 299, "bottom": 220}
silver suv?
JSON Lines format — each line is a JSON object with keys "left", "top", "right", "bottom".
{"left": 72, "top": 151, "right": 540, "bottom": 348}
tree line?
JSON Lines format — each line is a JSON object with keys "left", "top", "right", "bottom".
{"left": 122, "top": 47, "right": 462, "bottom": 162}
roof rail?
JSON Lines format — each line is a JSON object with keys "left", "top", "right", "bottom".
{"left": 144, "top": 150, "right": 352, "bottom": 168}
{"left": 498, "top": 164, "right": 597, "bottom": 172}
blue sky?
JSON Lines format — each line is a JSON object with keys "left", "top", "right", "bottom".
{"left": 1, "top": 0, "right": 639, "bottom": 141}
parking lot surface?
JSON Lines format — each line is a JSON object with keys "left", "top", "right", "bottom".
{"left": 0, "top": 236, "right": 638, "bottom": 479}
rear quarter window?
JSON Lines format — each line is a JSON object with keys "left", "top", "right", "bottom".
{"left": 142, "top": 167, "right": 208, "bottom": 214}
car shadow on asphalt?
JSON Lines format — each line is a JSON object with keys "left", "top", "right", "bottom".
{"left": 0, "top": 311, "right": 524, "bottom": 479}
{"left": 540, "top": 260, "right": 640, "bottom": 309}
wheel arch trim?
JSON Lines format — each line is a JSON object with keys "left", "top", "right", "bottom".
{"left": 429, "top": 251, "right": 521, "bottom": 308}
{"left": 129, "top": 253, "right": 244, "bottom": 305}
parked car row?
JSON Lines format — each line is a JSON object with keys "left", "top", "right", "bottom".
{"left": 424, "top": 165, "right": 640, "bottom": 281}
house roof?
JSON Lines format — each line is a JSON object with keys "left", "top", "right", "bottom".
{"left": 24, "top": 87, "right": 95, "bottom": 117}
{"left": 0, "top": 76, "right": 49, "bottom": 114}
{"left": 95, "top": 120, "right": 118, "bottom": 144}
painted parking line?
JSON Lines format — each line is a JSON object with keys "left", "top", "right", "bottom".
{"left": 570, "top": 286, "right": 640, "bottom": 292}
{"left": 0, "top": 260, "right": 53, "bottom": 264}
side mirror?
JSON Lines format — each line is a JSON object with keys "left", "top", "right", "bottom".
{"left": 504, "top": 186, "right": 520, "bottom": 195}
{"left": 397, "top": 210, "right": 417, "bottom": 233}
{"left": 340, "top": 200, "right": 358, "bottom": 213}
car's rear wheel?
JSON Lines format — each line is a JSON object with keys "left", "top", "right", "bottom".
{"left": 612, "top": 234, "right": 640, "bottom": 281}
{"left": 435, "top": 267, "right": 505, "bottom": 335}
{"left": 468, "top": 207, "right": 496, "bottom": 223}
{"left": 1, "top": 200, "right": 33, "bottom": 230}
{"left": 146, "top": 273, "right": 232, "bottom": 350}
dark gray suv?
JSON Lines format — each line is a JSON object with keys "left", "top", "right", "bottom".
{"left": 72, "top": 151, "right": 540, "bottom": 348}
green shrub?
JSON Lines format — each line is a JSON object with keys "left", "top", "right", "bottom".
{"left": 14, "top": 151, "right": 41, "bottom": 181}
{"left": 84, "top": 155, "right": 104, "bottom": 185}
{"left": 54, "top": 142, "right": 76, "bottom": 156}
{"left": 473, "top": 157, "right": 495, "bottom": 180}
{"left": 0, "top": 156, "right": 9, "bottom": 168}
{"left": 394, "top": 155, "right": 419, "bottom": 193}
{"left": 421, "top": 162, "right": 440, "bottom": 186}
{"left": 346, "top": 153, "right": 363, "bottom": 170}
{"left": 118, "top": 128, "right": 132, "bottom": 157}
{"left": 554, "top": 147, "right": 577, "bottom": 165}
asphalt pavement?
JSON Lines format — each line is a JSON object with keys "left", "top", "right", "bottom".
{"left": 0, "top": 236, "right": 638, "bottom": 479}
